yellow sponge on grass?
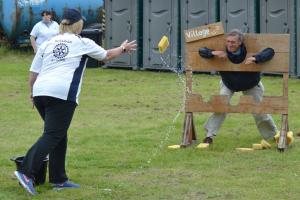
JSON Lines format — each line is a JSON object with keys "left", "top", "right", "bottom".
{"left": 274, "top": 131, "right": 294, "bottom": 145}
{"left": 287, "top": 131, "right": 294, "bottom": 145}
{"left": 236, "top": 148, "right": 254, "bottom": 152}
{"left": 196, "top": 143, "right": 209, "bottom": 149}
{"left": 261, "top": 139, "right": 272, "bottom": 149}
{"left": 167, "top": 144, "right": 181, "bottom": 149}
{"left": 274, "top": 131, "right": 280, "bottom": 143}
{"left": 252, "top": 143, "right": 263, "bottom": 150}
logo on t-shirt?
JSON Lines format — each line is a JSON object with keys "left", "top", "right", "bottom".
{"left": 53, "top": 43, "right": 69, "bottom": 60}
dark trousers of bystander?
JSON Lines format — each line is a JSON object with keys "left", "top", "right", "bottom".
{"left": 20, "top": 96, "right": 77, "bottom": 184}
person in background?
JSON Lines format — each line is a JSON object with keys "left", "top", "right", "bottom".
{"left": 199, "top": 29, "right": 278, "bottom": 145}
{"left": 30, "top": 10, "right": 59, "bottom": 53}
{"left": 14, "top": 8, "right": 137, "bottom": 195}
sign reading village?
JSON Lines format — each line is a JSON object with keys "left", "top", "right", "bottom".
{"left": 184, "top": 22, "right": 225, "bottom": 43}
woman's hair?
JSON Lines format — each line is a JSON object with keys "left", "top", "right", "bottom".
{"left": 227, "top": 29, "right": 244, "bottom": 43}
{"left": 41, "top": 10, "right": 51, "bottom": 17}
{"left": 59, "top": 19, "right": 83, "bottom": 34}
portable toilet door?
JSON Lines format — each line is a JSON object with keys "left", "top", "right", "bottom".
{"left": 298, "top": 1, "right": 300, "bottom": 77}
{"left": 220, "top": 0, "right": 258, "bottom": 33}
{"left": 181, "top": 0, "right": 218, "bottom": 65}
{"left": 105, "top": 0, "right": 139, "bottom": 69}
{"left": 142, "top": 0, "right": 178, "bottom": 71}
{"left": 260, "top": 0, "right": 296, "bottom": 76}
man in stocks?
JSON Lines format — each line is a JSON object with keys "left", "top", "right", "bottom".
{"left": 199, "top": 29, "right": 278, "bottom": 145}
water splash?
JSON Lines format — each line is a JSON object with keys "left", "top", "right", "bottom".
{"left": 141, "top": 52, "right": 192, "bottom": 167}
{"left": 145, "top": 111, "right": 181, "bottom": 165}
{"left": 159, "top": 53, "right": 192, "bottom": 94}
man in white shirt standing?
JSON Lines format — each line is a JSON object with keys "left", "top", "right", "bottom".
{"left": 30, "top": 10, "right": 59, "bottom": 53}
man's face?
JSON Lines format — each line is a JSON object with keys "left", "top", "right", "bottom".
{"left": 226, "top": 35, "right": 242, "bottom": 53}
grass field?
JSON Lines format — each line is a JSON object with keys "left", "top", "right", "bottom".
{"left": 1, "top": 48, "right": 300, "bottom": 200}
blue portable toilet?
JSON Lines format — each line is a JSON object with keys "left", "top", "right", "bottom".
{"left": 0, "top": 0, "right": 104, "bottom": 45}
{"left": 260, "top": 0, "right": 296, "bottom": 77}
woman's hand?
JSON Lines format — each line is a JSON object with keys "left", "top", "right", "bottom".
{"left": 105, "top": 40, "right": 137, "bottom": 61}
{"left": 120, "top": 40, "right": 137, "bottom": 54}
{"left": 29, "top": 72, "right": 38, "bottom": 109}
{"left": 30, "top": 93, "right": 34, "bottom": 109}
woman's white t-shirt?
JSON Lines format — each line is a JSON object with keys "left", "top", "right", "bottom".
{"left": 30, "top": 21, "right": 59, "bottom": 49}
{"left": 30, "top": 33, "right": 107, "bottom": 104}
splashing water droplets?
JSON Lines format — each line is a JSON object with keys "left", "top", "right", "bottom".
{"left": 141, "top": 52, "right": 191, "bottom": 167}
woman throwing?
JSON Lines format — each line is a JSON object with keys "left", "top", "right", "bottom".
{"left": 15, "top": 8, "right": 136, "bottom": 195}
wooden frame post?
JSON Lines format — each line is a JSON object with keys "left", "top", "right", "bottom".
{"left": 278, "top": 73, "right": 289, "bottom": 151}
{"left": 181, "top": 68, "right": 196, "bottom": 147}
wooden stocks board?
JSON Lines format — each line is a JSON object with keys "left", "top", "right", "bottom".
{"left": 182, "top": 22, "right": 290, "bottom": 150}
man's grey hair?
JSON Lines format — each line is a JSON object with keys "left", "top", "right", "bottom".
{"left": 226, "top": 29, "right": 244, "bottom": 43}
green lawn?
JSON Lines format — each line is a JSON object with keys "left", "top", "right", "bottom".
{"left": 1, "top": 48, "right": 300, "bottom": 200}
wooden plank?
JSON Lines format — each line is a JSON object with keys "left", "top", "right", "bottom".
{"left": 283, "top": 73, "right": 289, "bottom": 98}
{"left": 185, "top": 34, "right": 290, "bottom": 53}
{"left": 185, "top": 94, "right": 288, "bottom": 114}
{"left": 185, "top": 35, "right": 226, "bottom": 52}
{"left": 183, "top": 31, "right": 289, "bottom": 115}
{"left": 184, "top": 22, "right": 225, "bottom": 43}
{"left": 185, "top": 34, "right": 290, "bottom": 73}
{"left": 181, "top": 113, "right": 196, "bottom": 146}
{"left": 186, "top": 52, "right": 289, "bottom": 72}
{"left": 277, "top": 114, "right": 288, "bottom": 150}
{"left": 185, "top": 69, "right": 193, "bottom": 93}
{"left": 245, "top": 34, "right": 290, "bottom": 53}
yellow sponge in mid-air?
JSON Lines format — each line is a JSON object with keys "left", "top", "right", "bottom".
{"left": 158, "top": 35, "right": 169, "bottom": 53}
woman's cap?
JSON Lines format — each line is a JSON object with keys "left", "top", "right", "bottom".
{"left": 62, "top": 8, "right": 86, "bottom": 25}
